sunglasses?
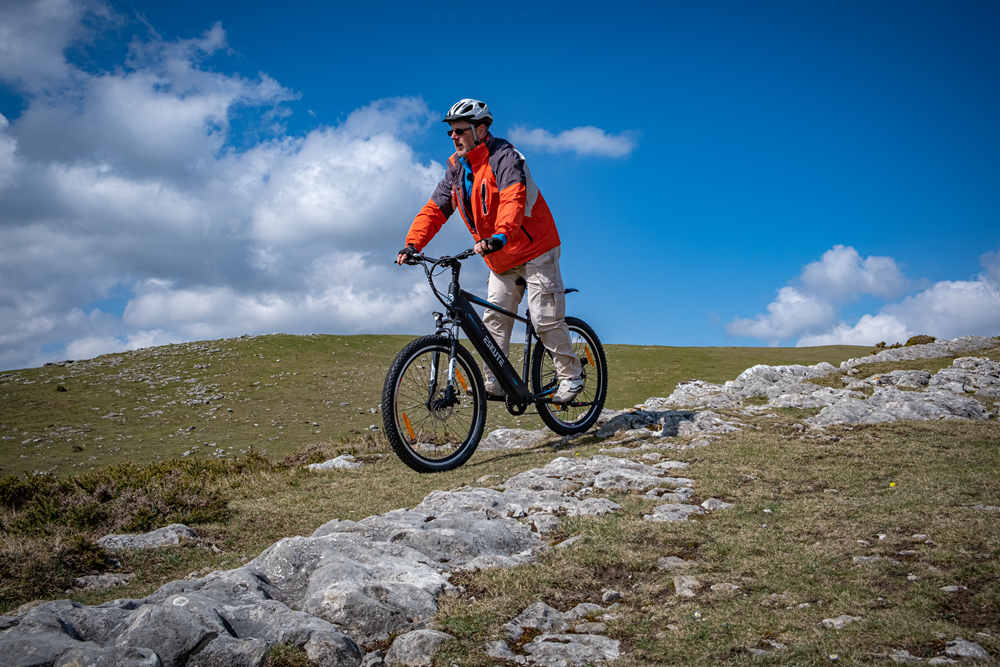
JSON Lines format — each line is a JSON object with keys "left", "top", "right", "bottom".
{"left": 447, "top": 127, "right": 474, "bottom": 137}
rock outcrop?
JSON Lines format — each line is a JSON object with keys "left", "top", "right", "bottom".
{"left": 0, "top": 453, "right": 705, "bottom": 666}
{"left": 647, "top": 337, "right": 999, "bottom": 427}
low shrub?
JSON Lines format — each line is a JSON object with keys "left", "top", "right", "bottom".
{"left": 905, "top": 334, "right": 936, "bottom": 346}
{"left": 0, "top": 453, "right": 281, "bottom": 611}
{"left": 3, "top": 466, "right": 227, "bottom": 536}
{"left": 0, "top": 535, "right": 115, "bottom": 611}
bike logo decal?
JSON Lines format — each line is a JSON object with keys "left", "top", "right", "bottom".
{"left": 482, "top": 333, "right": 506, "bottom": 368}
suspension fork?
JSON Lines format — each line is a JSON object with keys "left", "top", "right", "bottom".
{"left": 427, "top": 312, "right": 463, "bottom": 407}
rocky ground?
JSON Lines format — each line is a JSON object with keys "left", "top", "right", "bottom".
{"left": 1, "top": 336, "right": 997, "bottom": 666}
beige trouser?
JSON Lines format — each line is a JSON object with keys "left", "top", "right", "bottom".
{"left": 483, "top": 246, "right": 582, "bottom": 384}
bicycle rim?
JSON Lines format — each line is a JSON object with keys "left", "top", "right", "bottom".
{"left": 533, "top": 318, "right": 607, "bottom": 434}
{"left": 388, "top": 341, "right": 484, "bottom": 470}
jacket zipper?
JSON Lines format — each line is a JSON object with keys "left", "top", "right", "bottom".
{"left": 455, "top": 186, "right": 475, "bottom": 233}
{"left": 520, "top": 223, "right": 534, "bottom": 243}
{"left": 480, "top": 182, "right": 489, "bottom": 217}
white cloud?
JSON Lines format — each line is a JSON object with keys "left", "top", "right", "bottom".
{"left": 800, "top": 244, "right": 907, "bottom": 300}
{"left": 0, "top": 0, "right": 112, "bottom": 92}
{"left": 727, "top": 244, "right": 899, "bottom": 342}
{"left": 795, "top": 314, "right": 912, "bottom": 347}
{"left": 727, "top": 287, "right": 836, "bottom": 344}
{"left": 795, "top": 250, "right": 1000, "bottom": 346}
{"left": 0, "top": 4, "right": 474, "bottom": 370}
{"left": 879, "top": 278, "right": 1000, "bottom": 340}
{"left": 730, "top": 244, "right": 1000, "bottom": 347}
{"left": 119, "top": 253, "right": 438, "bottom": 342}
{"left": 508, "top": 125, "right": 637, "bottom": 158}
{"left": 0, "top": 114, "right": 16, "bottom": 190}
{"left": 248, "top": 125, "right": 442, "bottom": 245}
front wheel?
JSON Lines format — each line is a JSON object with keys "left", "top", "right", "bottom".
{"left": 381, "top": 335, "right": 486, "bottom": 472}
{"left": 531, "top": 316, "right": 608, "bottom": 435}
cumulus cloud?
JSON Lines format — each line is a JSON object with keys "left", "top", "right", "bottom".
{"left": 508, "top": 125, "right": 637, "bottom": 158}
{"left": 0, "top": 2, "right": 473, "bottom": 370}
{"left": 0, "top": 0, "right": 113, "bottom": 92}
{"left": 795, "top": 314, "right": 911, "bottom": 347}
{"left": 0, "top": 114, "right": 16, "bottom": 190}
{"left": 730, "top": 245, "right": 1000, "bottom": 347}
{"left": 727, "top": 287, "right": 836, "bottom": 343}
{"left": 800, "top": 245, "right": 908, "bottom": 300}
{"left": 727, "top": 244, "right": 905, "bottom": 344}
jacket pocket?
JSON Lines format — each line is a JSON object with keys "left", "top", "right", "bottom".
{"left": 520, "top": 223, "right": 534, "bottom": 243}
{"left": 480, "top": 182, "right": 489, "bottom": 217}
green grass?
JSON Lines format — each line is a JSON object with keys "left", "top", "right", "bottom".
{"left": 2, "top": 334, "right": 997, "bottom": 665}
{"left": 0, "top": 333, "right": 869, "bottom": 477}
{"left": 435, "top": 418, "right": 1000, "bottom": 665}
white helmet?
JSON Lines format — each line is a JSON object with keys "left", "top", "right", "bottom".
{"left": 443, "top": 98, "right": 493, "bottom": 125}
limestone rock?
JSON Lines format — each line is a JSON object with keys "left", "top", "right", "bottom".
{"left": 840, "top": 336, "right": 996, "bottom": 370}
{"left": 503, "top": 602, "right": 569, "bottom": 642}
{"left": 484, "top": 640, "right": 522, "bottom": 663}
{"left": 522, "top": 633, "right": 621, "bottom": 666}
{"left": 480, "top": 428, "right": 549, "bottom": 451}
{"left": 657, "top": 556, "right": 697, "bottom": 571}
{"left": 644, "top": 503, "right": 704, "bottom": 522}
{"left": 384, "top": 629, "right": 453, "bottom": 666}
{"left": 701, "top": 498, "right": 733, "bottom": 511}
{"left": 888, "top": 649, "right": 923, "bottom": 663}
{"left": 307, "top": 454, "right": 362, "bottom": 471}
{"left": 945, "top": 637, "right": 990, "bottom": 660}
{"left": 97, "top": 524, "right": 199, "bottom": 550}
{"left": 821, "top": 615, "right": 862, "bottom": 630}
{"left": 846, "top": 370, "right": 931, "bottom": 390}
{"left": 72, "top": 573, "right": 134, "bottom": 591}
{"left": 673, "top": 575, "right": 702, "bottom": 598}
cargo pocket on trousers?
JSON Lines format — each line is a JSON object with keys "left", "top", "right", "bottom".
{"left": 534, "top": 291, "right": 565, "bottom": 330}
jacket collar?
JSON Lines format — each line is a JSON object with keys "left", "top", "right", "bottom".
{"left": 459, "top": 133, "right": 491, "bottom": 170}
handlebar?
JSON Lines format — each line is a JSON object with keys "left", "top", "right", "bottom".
{"left": 397, "top": 248, "right": 477, "bottom": 308}
{"left": 401, "top": 248, "right": 476, "bottom": 266}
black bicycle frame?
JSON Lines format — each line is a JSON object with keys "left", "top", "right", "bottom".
{"left": 437, "top": 259, "right": 539, "bottom": 403}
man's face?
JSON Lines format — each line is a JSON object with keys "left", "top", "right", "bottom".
{"left": 448, "top": 121, "right": 482, "bottom": 156}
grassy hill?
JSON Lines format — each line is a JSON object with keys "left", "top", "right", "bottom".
{"left": 2, "top": 335, "right": 997, "bottom": 664}
{"left": 0, "top": 333, "right": 868, "bottom": 477}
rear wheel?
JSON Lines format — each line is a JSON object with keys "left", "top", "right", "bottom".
{"left": 382, "top": 335, "right": 486, "bottom": 472}
{"left": 531, "top": 316, "right": 608, "bottom": 435}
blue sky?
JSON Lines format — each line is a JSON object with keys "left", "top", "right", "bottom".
{"left": 1, "top": 0, "right": 998, "bottom": 370}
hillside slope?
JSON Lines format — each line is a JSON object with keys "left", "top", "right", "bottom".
{"left": 0, "top": 334, "right": 868, "bottom": 477}
{"left": 1, "top": 336, "right": 997, "bottom": 665}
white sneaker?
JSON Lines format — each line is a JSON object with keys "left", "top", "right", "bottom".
{"left": 551, "top": 377, "right": 584, "bottom": 403}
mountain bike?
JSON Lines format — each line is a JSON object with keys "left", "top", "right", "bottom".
{"left": 382, "top": 248, "right": 608, "bottom": 472}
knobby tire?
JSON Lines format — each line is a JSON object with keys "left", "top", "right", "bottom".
{"left": 381, "top": 335, "right": 486, "bottom": 472}
{"left": 531, "top": 316, "right": 608, "bottom": 435}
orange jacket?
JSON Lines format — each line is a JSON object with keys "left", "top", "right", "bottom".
{"left": 405, "top": 134, "right": 560, "bottom": 274}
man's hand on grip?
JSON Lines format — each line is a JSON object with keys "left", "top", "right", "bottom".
{"left": 474, "top": 234, "right": 506, "bottom": 256}
{"left": 396, "top": 245, "right": 419, "bottom": 265}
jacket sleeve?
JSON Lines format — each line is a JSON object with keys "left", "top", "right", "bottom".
{"left": 405, "top": 164, "right": 455, "bottom": 250}
{"left": 492, "top": 148, "right": 527, "bottom": 240}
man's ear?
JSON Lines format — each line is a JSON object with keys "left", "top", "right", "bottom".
{"left": 476, "top": 124, "right": 488, "bottom": 140}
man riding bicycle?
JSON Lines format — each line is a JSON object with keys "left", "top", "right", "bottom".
{"left": 396, "top": 98, "right": 583, "bottom": 404}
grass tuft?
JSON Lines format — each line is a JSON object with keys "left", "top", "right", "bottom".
{"left": 262, "top": 643, "right": 318, "bottom": 667}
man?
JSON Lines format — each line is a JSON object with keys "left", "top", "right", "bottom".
{"left": 396, "top": 98, "right": 583, "bottom": 403}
